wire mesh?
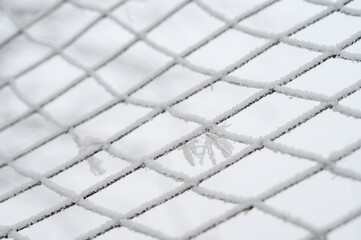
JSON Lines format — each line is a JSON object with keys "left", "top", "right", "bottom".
{"left": 0, "top": 0, "right": 361, "bottom": 239}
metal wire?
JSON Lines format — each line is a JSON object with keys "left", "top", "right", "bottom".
{"left": 0, "top": 0, "right": 361, "bottom": 239}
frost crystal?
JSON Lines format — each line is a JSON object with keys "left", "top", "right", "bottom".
{"left": 182, "top": 129, "right": 234, "bottom": 166}
{"left": 78, "top": 137, "right": 106, "bottom": 176}
{"left": 87, "top": 157, "right": 106, "bottom": 176}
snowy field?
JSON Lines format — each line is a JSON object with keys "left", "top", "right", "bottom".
{"left": 0, "top": 0, "right": 361, "bottom": 239}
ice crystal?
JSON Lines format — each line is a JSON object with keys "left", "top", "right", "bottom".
{"left": 78, "top": 136, "right": 105, "bottom": 176}
{"left": 182, "top": 128, "right": 234, "bottom": 166}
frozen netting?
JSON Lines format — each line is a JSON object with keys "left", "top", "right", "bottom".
{"left": 0, "top": 0, "right": 361, "bottom": 239}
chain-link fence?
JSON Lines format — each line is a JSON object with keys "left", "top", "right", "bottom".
{"left": 0, "top": 0, "right": 361, "bottom": 239}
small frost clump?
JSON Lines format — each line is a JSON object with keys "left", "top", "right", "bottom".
{"left": 182, "top": 132, "right": 233, "bottom": 166}
{"left": 78, "top": 137, "right": 105, "bottom": 176}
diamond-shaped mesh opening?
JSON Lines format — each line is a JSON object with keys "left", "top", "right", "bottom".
{"left": 64, "top": 18, "right": 134, "bottom": 68}
{"left": 1, "top": 0, "right": 361, "bottom": 239}
{"left": 275, "top": 110, "right": 361, "bottom": 157}
{"left": 88, "top": 168, "right": 181, "bottom": 215}
{"left": 0, "top": 114, "right": 58, "bottom": 158}
{"left": 50, "top": 151, "right": 130, "bottom": 194}
{"left": 186, "top": 29, "right": 267, "bottom": 70}
{"left": 112, "top": 112, "right": 200, "bottom": 159}
{"left": 19, "top": 206, "right": 108, "bottom": 240}
{"left": 0, "top": 167, "right": 31, "bottom": 196}
{"left": 238, "top": 0, "right": 325, "bottom": 34}
{"left": 0, "top": 87, "right": 29, "bottom": 125}
{"left": 43, "top": 78, "right": 113, "bottom": 125}
{"left": 266, "top": 171, "right": 361, "bottom": 228}
{"left": 0, "top": 186, "right": 65, "bottom": 226}
{"left": 112, "top": 0, "right": 184, "bottom": 31}
{"left": 133, "top": 191, "right": 235, "bottom": 238}
{"left": 74, "top": 103, "right": 152, "bottom": 141}
{"left": 291, "top": 12, "right": 361, "bottom": 46}
{"left": 230, "top": 43, "right": 321, "bottom": 83}
{"left": 0, "top": 36, "right": 50, "bottom": 78}
{"left": 131, "top": 65, "right": 208, "bottom": 103}
{"left": 98, "top": 42, "right": 171, "bottom": 94}
{"left": 26, "top": 3, "right": 99, "bottom": 46}
{"left": 224, "top": 92, "right": 318, "bottom": 137}
{"left": 147, "top": 3, "right": 223, "bottom": 53}
{"left": 171, "top": 81, "right": 259, "bottom": 120}
{"left": 196, "top": 209, "right": 309, "bottom": 240}
{"left": 200, "top": 149, "right": 316, "bottom": 198}
{"left": 202, "top": 0, "right": 269, "bottom": 19}
{"left": 14, "top": 134, "right": 78, "bottom": 174}
{"left": 286, "top": 58, "right": 361, "bottom": 97}
{"left": 15, "top": 56, "right": 84, "bottom": 104}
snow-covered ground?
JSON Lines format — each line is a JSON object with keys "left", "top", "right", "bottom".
{"left": 0, "top": 0, "right": 361, "bottom": 239}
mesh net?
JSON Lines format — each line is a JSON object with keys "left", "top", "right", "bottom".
{"left": 0, "top": 0, "right": 361, "bottom": 239}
